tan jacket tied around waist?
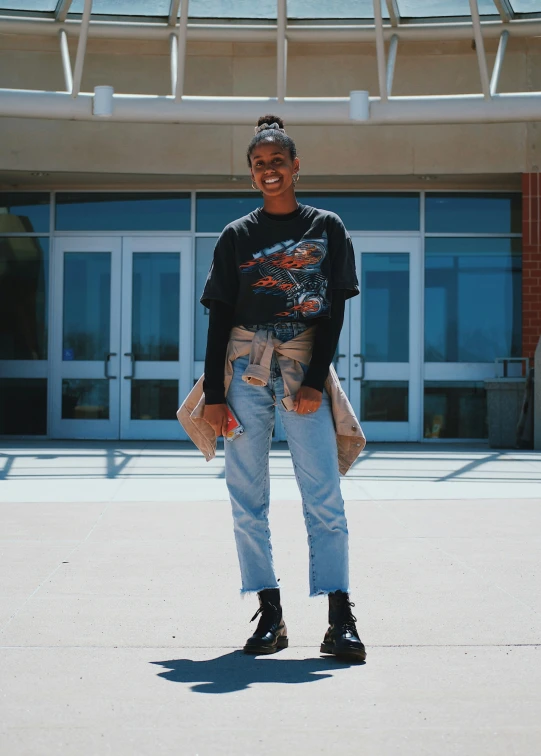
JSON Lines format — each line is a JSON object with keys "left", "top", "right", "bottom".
{"left": 177, "top": 326, "right": 366, "bottom": 475}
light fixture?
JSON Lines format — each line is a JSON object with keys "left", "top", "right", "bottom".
{"left": 349, "top": 91, "right": 370, "bottom": 121}
{"left": 93, "top": 85, "right": 114, "bottom": 117}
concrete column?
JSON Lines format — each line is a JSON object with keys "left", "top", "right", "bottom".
{"left": 535, "top": 336, "right": 541, "bottom": 450}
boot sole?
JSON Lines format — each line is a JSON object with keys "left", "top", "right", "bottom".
{"left": 320, "top": 642, "right": 366, "bottom": 663}
{"left": 243, "top": 636, "right": 289, "bottom": 655}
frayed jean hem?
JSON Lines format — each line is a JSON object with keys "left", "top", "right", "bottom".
{"left": 309, "top": 586, "right": 349, "bottom": 598}
{"left": 240, "top": 584, "right": 280, "bottom": 598}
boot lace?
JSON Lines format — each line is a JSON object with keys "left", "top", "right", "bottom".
{"left": 250, "top": 602, "right": 278, "bottom": 634}
{"left": 342, "top": 601, "right": 358, "bottom": 633}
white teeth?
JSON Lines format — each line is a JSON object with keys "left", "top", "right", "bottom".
{"left": 264, "top": 178, "right": 279, "bottom": 184}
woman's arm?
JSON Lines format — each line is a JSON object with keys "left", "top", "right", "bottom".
{"left": 302, "top": 289, "right": 346, "bottom": 392}
{"left": 203, "top": 299, "right": 234, "bottom": 404}
{"left": 202, "top": 300, "right": 234, "bottom": 436}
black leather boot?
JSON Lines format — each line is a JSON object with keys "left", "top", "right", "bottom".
{"left": 320, "top": 591, "right": 366, "bottom": 662}
{"left": 243, "top": 588, "right": 288, "bottom": 654}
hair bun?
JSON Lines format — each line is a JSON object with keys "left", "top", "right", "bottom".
{"left": 254, "top": 114, "right": 286, "bottom": 135}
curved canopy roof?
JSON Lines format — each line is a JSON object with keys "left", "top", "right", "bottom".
{"left": 0, "top": 0, "right": 539, "bottom": 23}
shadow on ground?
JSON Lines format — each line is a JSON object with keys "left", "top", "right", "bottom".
{"left": 151, "top": 650, "right": 364, "bottom": 693}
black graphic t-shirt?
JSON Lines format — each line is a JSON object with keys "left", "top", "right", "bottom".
{"left": 201, "top": 204, "right": 359, "bottom": 323}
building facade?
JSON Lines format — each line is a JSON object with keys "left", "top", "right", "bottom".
{"left": 0, "top": 2, "right": 540, "bottom": 443}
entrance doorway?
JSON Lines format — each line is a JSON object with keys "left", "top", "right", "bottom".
{"left": 50, "top": 236, "right": 192, "bottom": 439}
{"left": 338, "top": 235, "right": 423, "bottom": 442}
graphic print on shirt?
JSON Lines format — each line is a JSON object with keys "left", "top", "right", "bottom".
{"left": 239, "top": 235, "right": 329, "bottom": 319}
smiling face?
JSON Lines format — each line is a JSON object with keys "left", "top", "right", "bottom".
{"left": 249, "top": 139, "right": 300, "bottom": 197}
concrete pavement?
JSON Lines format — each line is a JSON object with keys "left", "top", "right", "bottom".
{"left": 1, "top": 442, "right": 540, "bottom": 755}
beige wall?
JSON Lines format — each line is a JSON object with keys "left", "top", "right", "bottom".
{"left": 0, "top": 33, "right": 540, "bottom": 185}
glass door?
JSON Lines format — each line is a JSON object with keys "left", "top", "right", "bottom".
{"left": 346, "top": 236, "right": 422, "bottom": 442}
{"left": 120, "top": 237, "right": 192, "bottom": 440}
{"left": 50, "top": 237, "right": 122, "bottom": 439}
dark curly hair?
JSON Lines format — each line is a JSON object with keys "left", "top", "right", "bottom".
{"left": 246, "top": 114, "right": 297, "bottom": 167}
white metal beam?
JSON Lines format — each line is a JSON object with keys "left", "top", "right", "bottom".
{"left": 493, "top": 0, "right": 514, "bottom": 23}
{"left": 2, "top": 90, "right": 541, "bottom": 125}
{"left": 55, "top": 0, "right": 73, "bottom": 23}
{"left": 277, "top": 0, "right": 287, "bottom": 102}
{"left": 71, "top": 0, "right": 92, "bottom": 98}
{"left": 373, "top": 0, "right": 387, "bottom": 101}
{"left": 58, "top": 29, "right": 73, "bottom": 93}
{"left": 385, "top": 0, "right": 400, "bottom": 27}
{"left": 174, "top": 0, "right": 189, "bottom": 100}
{"left": 1, "top": 18, "right": 541, "bottom": 43}
{"left": 387, "top": 33, "right": 398, "bottom": 97}
{"left": 469, "top": 0, "right": 491, "bottom": 99}
{"left": 168, "top": 0, "right": 181, "bottom": 27}
{"left": 490, "top": 29, "right": 509, "bottom": 95}
{"left": 169, "top": 33, "right": 178, "bottom": 97}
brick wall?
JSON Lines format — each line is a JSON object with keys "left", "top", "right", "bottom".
{"left": 522, "top": 173, "right": 541, "bottom": 359}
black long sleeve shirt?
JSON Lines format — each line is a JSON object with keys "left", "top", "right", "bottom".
{"left": 203, "top": 290, "right": 346, "bottom": 405}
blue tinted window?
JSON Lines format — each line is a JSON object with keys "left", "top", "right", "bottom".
{"left": 196, "top": 194, "right": 262, "bottom": 233}
{"left": 425, "top": 193, "right": 522, "bottom": 234}
{"left": 424, "top": 382, "right": 487, "bottom": 439}
{"left": 425, "top": 238, "right": 522, "bottom": 362}
{"left": 362, "top": 253, "right": 409, "bottom": 362}
{"left": 55, "top": 192, "right": 191, "bottom": 231}
{"left": 0, "top": 379, "right": 47, "bottom": 435}
{"left": 0, "top": 237, "right": 49, "bottom": 359}
{"left": 297, "top": 193, "right": 420, "bottom": 231}
{"left": 398, "top": 0, "right": 497, "bottom": 17}
{"left": 0, "top": 193, "right": 50, "bottom": 233}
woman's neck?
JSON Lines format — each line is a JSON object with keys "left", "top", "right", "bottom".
{"left": 262, "top": 189, "right": 298, "bottom": 215}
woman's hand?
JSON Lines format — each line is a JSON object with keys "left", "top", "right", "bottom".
{"left": 293, "top": 386, "right": 323, "bottom": 415}
{"left": 203, "top": 403, "right": 229, "bottom": 437}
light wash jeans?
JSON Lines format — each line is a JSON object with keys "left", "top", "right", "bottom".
{"left": 224, "top": 323, "right": 349, "bottom": 597}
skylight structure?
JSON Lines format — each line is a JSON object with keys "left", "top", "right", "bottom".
{"left": 0, "top": 1, "right": 540, "bottom": 125}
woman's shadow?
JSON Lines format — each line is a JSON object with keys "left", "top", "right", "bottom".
{"left": 151, "top": 650, "right": 363, "bottom": 694}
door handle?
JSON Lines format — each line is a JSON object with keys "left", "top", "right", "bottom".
{"left": 124, "top": 352, "right": 135, "bottom": 380}
{"left": 104, "top": 352, "right": 117, "bottom": 379}
{"left": 353, "top": 353, "right": 365, "bottom": 380}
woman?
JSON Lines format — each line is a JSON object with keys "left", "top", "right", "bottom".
{"left": 200, "top": 115, "right": 366, "bottom": 662}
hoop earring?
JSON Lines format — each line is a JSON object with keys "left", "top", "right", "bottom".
{"left": 293, "top": 173, "right": 300, "bottom": 185}
{"left": 251, "top": 180, "right": 259, "bottom": 190}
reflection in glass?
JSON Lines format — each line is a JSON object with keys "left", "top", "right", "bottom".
{"left": 425, "top": 193, "right": 521, "bottom": 234}
{"left": 425, "top": 238, "right": 522, "bottom": 362}
{"left": 362, "top": 253, "right": 409, "bottom": 362}
{"left": 131, "top": 380, "right": 178, "bottom": 420}
{"left": 196, "top": 194, "right": 262, "bottom": 232}
{"left": 361, "top": 381, "right": 408, "bottom": 422}
{"left": 195, "top": 238, "right": 215, "bottom": 361}
{"left": 63, "top": 252, "right": 111, "bottom": 361}
{"left": 0, "top": 192, "right": 50, "bottom": 233}
{"left": 0, "top": 379, "right": 47, "bottom": 434}
{"left": 424, "top": 382, "right": 487, "bottom": 439}
{"left": 132, "top": 253, "right": 180, "bottom": 361}
{"left": 55, "top": 192, "right": 190, "bottom": 231}
{"left": 297, "top": 193, "right": 420, "bottom": 231}
{"left": 62, "top": 379, "right": 109, "bottom": 419}
{"left": 0, "top": 237, "right": 49, "bottom": 359}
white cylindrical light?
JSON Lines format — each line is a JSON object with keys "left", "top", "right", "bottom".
{"left": 349, "top": 90, "right": 370, "bottom": 121}
{"left": 93, "top": 85, "right": 114, "bottom": 117}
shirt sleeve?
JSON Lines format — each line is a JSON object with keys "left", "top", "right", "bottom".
{"left": 302, "top": 290, "right": 346, "bottom": 392}
{"left": 328, "top": 214, "right": 359, "bottom": 299}
{"left": 203, "top": 300, "right": 234, "bottom": 405}
{"left": 200, "top": 227, "right": 239, "bottom": 309}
